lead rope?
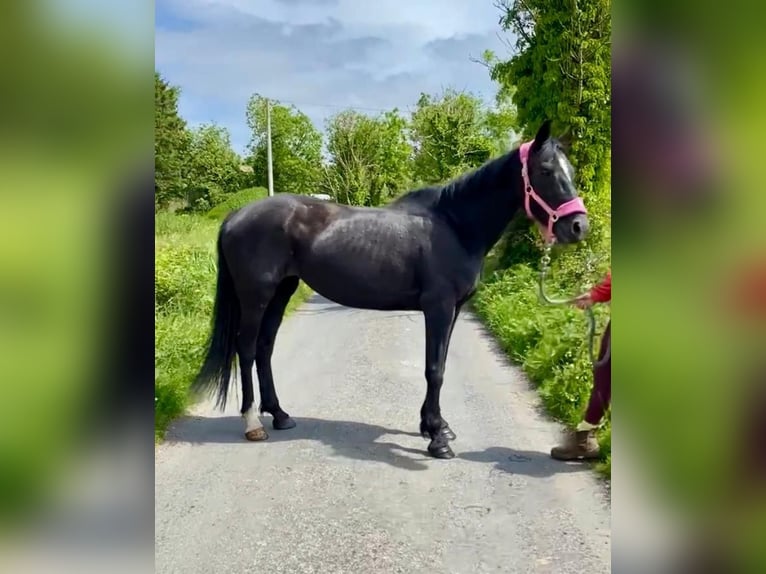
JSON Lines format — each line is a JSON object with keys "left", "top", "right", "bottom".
{"left": 537, "top": 243, "right": 610, "bottom": 369}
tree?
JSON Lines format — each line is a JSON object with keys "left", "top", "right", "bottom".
{"left": 245, "top": 95, "right": 323, "bottom": 196}
{"left": 485, "top": 89, "right": 519, "bottom": 155}
{"left": 322, "top": 109, "right": 412, "bottom": 206}
{"left": 487, "top": 0, "right": 611, "bottom": 249}
{"left": 409, "top": 89, "right": 498, "bottom": 185}
{"left": 155, "top": 72, "right": 191, "bottom": 208}
{"left": 185, "top": 124, "right": 244, "bottom": 211}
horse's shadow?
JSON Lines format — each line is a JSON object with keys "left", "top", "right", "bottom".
{"left": 164, "top": 415, "right": 588, "bottom": 477}
{"left": 164, "top": 415, "right": 431, "bottom": 471}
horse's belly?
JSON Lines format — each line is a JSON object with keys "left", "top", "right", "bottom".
{"left": 297, "top": 239, "right": 420, "bottom": 310}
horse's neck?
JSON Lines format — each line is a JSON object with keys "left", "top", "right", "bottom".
{"left": 438, "top": 153, "right": 523, "bottom": 255}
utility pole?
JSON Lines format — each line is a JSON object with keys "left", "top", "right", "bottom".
{"left": 266, "top": 98, "right": 274, "bottom": 197}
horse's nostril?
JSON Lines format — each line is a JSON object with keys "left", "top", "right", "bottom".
{"left": 572, "top": 220, "right": 582, "bottom": 235}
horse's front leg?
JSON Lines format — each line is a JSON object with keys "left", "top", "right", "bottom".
{"left": 420, "top": 299, "right": 457, "bottom": 459}
{"left": 437, "top": 305, "right": 462, "bottom": 442}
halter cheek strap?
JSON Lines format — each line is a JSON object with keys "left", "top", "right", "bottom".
{"left": 519, "top": 141, "right": 587, "bottom": 244}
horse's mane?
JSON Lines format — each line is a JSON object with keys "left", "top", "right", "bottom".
{"left": 387, "top": 147, "right": 520, "bottom": 218}
{"left": 387, "top": 185, "right": 443, "bottom": 214}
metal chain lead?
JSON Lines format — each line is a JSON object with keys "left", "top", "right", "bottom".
{"left": 537, "top": 243, "right": 573, "bottom": 306}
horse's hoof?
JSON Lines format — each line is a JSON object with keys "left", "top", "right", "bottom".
{"left": 428, "top": 441, "right": 455, "bottom": 459}
{"left": 439, "top": 425, "right": 457, "bottom": 441}
{"left": 273, "top": 416, "right": 296, "bottom": 430}
{"left": 245, "top": 427, "right": 269, "bottom": 441}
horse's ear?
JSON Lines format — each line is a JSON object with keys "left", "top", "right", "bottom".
{"left": 531, "top": 119, "right": 552, "bottom": 152}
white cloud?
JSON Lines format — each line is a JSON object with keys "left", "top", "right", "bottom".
{"left": 155, "top": 0, "right": 514, "bottom": 154}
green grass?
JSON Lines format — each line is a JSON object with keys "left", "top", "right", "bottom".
{"left": 155, "top": 207, "right": 312, "bottom": 441}
{"left": 473, "top": 259, "right": 611, "bottom": 478}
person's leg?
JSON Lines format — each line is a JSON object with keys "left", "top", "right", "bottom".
{"left": 551, "top": 320, "right": 610, "bottom": 460}
{"left": 579, "top": 319, "right": 611, "bottom": 429}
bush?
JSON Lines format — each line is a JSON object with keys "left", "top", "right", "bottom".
{"left": 155, "top": 244, "right": 215, "bottom": 314}
{"left": 206, "top": 186, "right": 268, "bottom": 221}
{"left": 183, "top": 183, "right": 225, "bottom": 213}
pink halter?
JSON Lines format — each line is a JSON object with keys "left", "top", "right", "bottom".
{"left": 519, "top": 141, "right": 587, "bottom": 244}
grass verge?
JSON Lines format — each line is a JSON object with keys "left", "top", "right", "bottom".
{"left": 472, "top": 260, "right": 611, "bottom": 478}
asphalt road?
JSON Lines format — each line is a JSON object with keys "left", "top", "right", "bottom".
{"left": 155, "top": 294, "right": 611, "bottom": 574}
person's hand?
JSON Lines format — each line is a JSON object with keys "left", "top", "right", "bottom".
{"left": 572, "top": 292, "right": 593, "bottom": 309}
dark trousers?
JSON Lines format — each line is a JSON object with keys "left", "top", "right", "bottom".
{"left": 585, "top": 320, "right": 611, "bottom": 425}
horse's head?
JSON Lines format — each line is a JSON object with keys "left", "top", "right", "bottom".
{"left": 520, "top": 120, "right": 589, "bottom": 245}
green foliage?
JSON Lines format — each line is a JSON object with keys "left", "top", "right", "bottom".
{"left": 206, "top": 186, "right": 269, "bottom": 221}
{"left": 322, "top": 109, "right": 412, "bottom": 206}
{"left": 155, "top": 311, "right": 212, "bottom": 437}
{"left": 488, "top": 0, "right": 611, "bottom": 250}
{"left": 410, "top": 89, "right": 501, "bottom": 185}
{"left": 154, "top": 220, "right": 216, "bottom": 438}
{"left": 472, "top": 263, "right": 611, "bottom": 476}
{"left": 155, "top": 73, "right": 248, "bottom": 212}
{"left": 484, "top": 90, "right": 520, "bottom": 155}
{"left": 246, "top": 95, "right": 323, "bottom": 195}
{"left": 155, "top": 210, "right": 211, "bottom": 237}
{"left": 154, "top": 211, "right": 313, "bottom": 439}
{"left": 155, "top": 244, "right": 215, "bottom": 314}
{"left": 155, "top": 71, "right": 191, "bottom": 208}
{"left": 184, "top": 124, "right": 246, "bottom": 211}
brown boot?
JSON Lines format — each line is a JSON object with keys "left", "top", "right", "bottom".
{"left": 550, "top": 430, "right": 600, "bottom": 461}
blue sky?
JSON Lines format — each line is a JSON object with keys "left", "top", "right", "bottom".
{"left": 155, "top": 0, "right": 514, "bottom": 156}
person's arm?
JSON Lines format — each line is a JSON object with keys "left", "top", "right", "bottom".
{"left": 589, "top": 271, "right": 611, "bottom": 303}
{"left": 573, "top": 271, "right": 611, "bottom": 308}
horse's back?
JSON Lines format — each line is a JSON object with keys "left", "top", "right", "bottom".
{"left": 216, "top": 192, "right": 479, "bottom": 310}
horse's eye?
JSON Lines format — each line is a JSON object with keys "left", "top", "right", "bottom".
{"left": 541, "top": 168, "right": 552, "bottom": 176}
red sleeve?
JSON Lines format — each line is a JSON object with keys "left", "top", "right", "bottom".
{"left": 728, "top": 261, "right": 766, "bottom": 318}
{"left": 590, "top": 271, "right": 611, "bottom": 303}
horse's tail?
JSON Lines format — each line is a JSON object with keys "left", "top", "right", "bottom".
{"left": 191, "top": 219, "right": 240, "bottom": 410}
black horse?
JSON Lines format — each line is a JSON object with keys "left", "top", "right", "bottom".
{"left": 191, "top": 120, "right": 589, "bottom": 459}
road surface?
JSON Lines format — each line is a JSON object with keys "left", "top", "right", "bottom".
{"left": 155, "top": 294, "right": 611, "bottom": 574}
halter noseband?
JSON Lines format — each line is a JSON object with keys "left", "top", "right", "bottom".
{"left": 519, "top": 141, "right": 587, "bottom": 244}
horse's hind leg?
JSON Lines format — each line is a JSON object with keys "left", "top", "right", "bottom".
{"left": 256, "top": 276, "right": 299, "bottom": 430}
{"left": 238, "top": 285, "right": 276, "bottom": 442}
